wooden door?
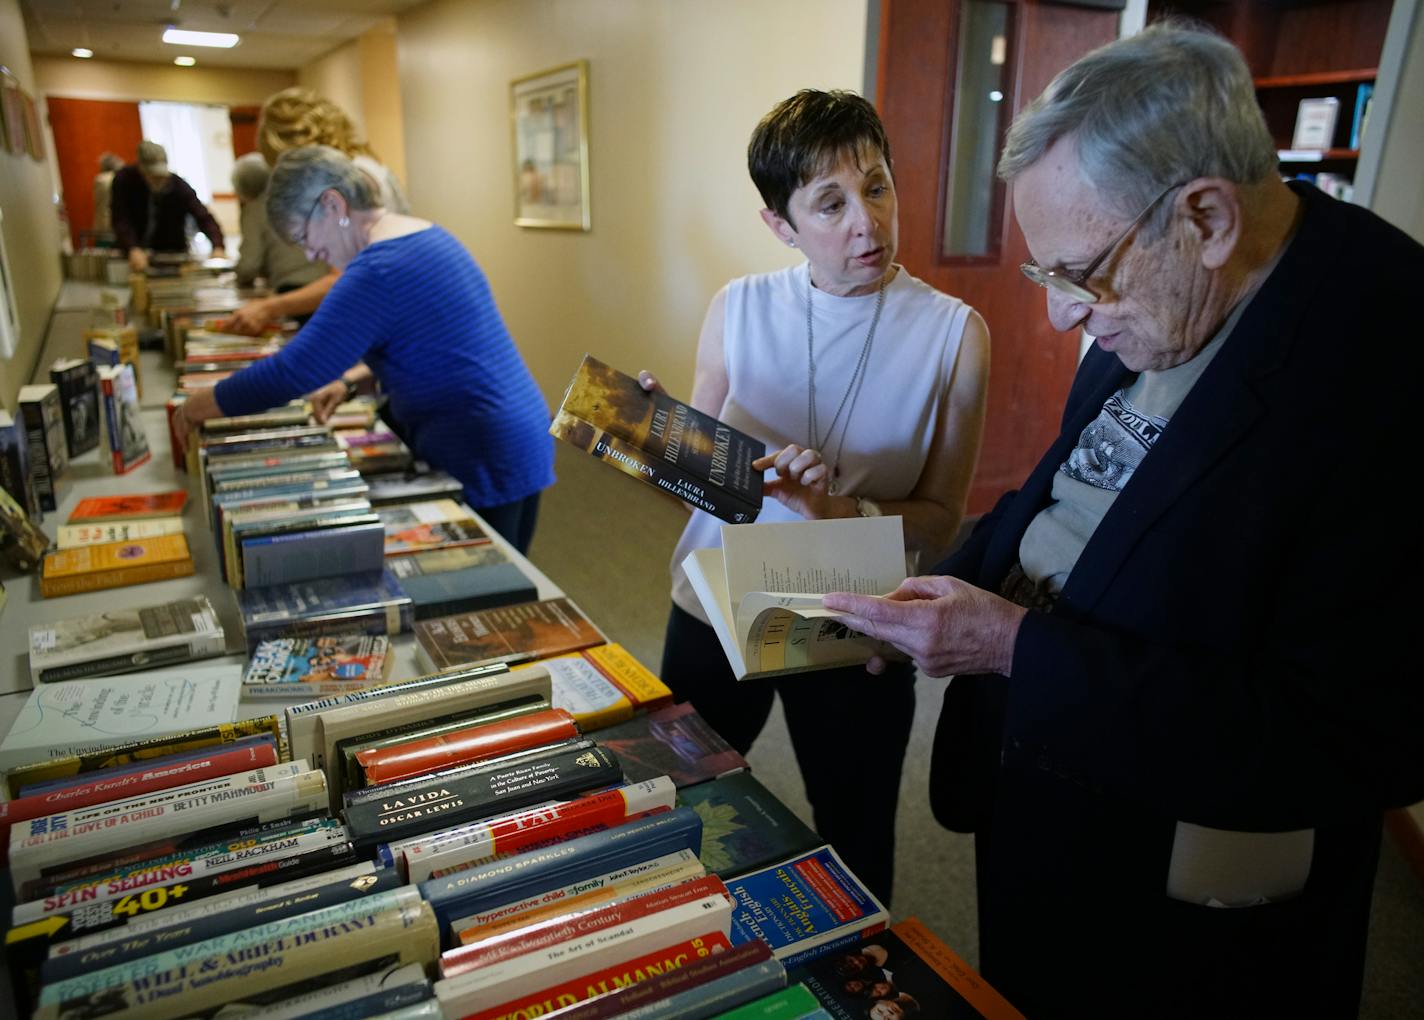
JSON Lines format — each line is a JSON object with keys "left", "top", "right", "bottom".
{"left": 46, "top": 97, "right": 143, "bottom": 249}
{"left": 878, "top": 0, "right": 1120, "bottom": 513}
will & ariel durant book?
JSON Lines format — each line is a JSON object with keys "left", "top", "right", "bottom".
{"left": 682, "top": 515, "right": 906, "bottom": 680}
{"left": 551, "top": 354, "right": 764, "bottom": 524}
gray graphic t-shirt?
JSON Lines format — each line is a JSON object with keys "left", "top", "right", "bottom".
{"left": 1018, "top": 322, "right": 1234, "bottom": 598}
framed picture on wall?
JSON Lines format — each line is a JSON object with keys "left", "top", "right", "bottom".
{"left": 1, "top": 84, "right": 27, "bottom": 155}
{"left": 20, "top": 91, "right": 45, "bottom": 161}
{"left": 510, "top": 60, "right": 591, "bottom": 231}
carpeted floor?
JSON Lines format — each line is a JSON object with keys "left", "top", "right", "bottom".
{"left": 529, "top": 441, "right": 1424, "bottom": 1017}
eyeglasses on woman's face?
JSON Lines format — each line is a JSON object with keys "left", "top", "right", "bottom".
{"left": 1020, "top": 182, "right": 1186, "bottom": 304}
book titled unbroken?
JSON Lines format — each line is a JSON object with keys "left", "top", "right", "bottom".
{"left": 551, "top": 354, "right": 764, "bottom": 524}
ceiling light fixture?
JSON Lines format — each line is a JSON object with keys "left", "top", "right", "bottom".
{"left": 162, "top": 28, "right": 239, "bottom": 48}
{"left": 174, "top": 56, "right": 197, "bottom": 66}
{"left": 72, "top": 48, "right": 94, "bottom": 58}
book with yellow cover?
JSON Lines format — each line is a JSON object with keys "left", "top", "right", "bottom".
{"left": 40, "top": 534, "right": 195, "bottom": 598}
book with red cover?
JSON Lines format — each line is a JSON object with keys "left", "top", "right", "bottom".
{"left": 440, "top": 874, "right": 732, "bottom": 979}
{"left": 356, "top": 707, "right": 581, "bottom": 787}
{"left": 69, "top": 490, "right": 188, "bottom": 522}
{"left": 414, "top": 597, "right": 604, "bottom": 672}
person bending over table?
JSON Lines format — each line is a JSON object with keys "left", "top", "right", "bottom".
{"left": 645, "top": 90, "right": 990, "bottom": 905}
{"left": 825, "top": 22, "right": 1424, "bottom": 1017}
{"left": 176, "top": 145, "right": 554, "bottom": 553}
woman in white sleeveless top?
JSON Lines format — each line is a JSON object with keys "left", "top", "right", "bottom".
{"left": 646, "top": 91, "right": 989, "bottom": 905}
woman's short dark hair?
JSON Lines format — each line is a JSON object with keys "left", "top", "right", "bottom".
{"left": 748, "top": 90, "right": 893, "bottom": 227}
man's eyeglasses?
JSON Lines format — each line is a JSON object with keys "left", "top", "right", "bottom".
{"left": 1020, "top": 181, "right": 1187, "bottom": 304}
{"left": 292, "top": 194, "right": 325, "bottom": 250}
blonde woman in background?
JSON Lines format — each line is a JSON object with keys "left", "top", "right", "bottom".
{"left": 226, "top": 87, "right": 409, "bottom": 333}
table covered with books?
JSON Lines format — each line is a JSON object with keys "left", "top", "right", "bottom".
{"left": 0, "top": 271, "right": 1022, "bottom": 1020}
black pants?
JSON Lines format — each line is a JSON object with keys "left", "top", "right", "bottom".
{"left": 660, "top": 603, "right": 915, "bottom": 904}
{"left": 476, "top": 492, "right": 541, "bottom": 555}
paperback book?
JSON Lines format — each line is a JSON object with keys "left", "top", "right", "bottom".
{"left": 594, "top": 702, "right": 748, "bottom": 787}
{"left": 386, "top": 543, "right": 536, "bottom": 620}
{"left": 69, "top": 490, "right": 187, "bottom": 521}
{"left": 28, "top": 594, "right": 226, "bottom": 684}
{"left": 551, "top": 354, "right": 764, "bottom": 524}
{"left": 17, "top": 383, "right": 69, "bottom": 512}
{"left": 675, "top": 772, "right": 823, "bottom": 879}
{"left": 56, "top": 517, "right": 185, "bottom": 549}
{"left": 40, "top": 533, "right": 195, "bottom": 597}
{"left": 97, "top": 362, "right": 151, "bottom": 474}
{"left": 241, "top": 634, "right": 392, "bottom": 697}
{"left": 49, "top": 357, "right": 101, "bottom": 458}
{"left": 414, "top": 597, "right": 604, "bottom": 672}
{"left": 682, "top": 516, "right": 906, "bottom": 680}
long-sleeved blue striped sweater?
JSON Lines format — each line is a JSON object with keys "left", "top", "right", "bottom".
{"left": 215, "top": 226, "right": 554, "bottom": 509}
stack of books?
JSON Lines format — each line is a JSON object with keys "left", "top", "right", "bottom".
{"left": 336, "top": 425, "right": 415, "bottom": 475}
{"left": 38, "top": 491, "right": 193, "bottom": 597}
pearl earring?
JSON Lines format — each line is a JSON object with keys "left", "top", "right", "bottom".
{"left": 339, "top": 216, "right": 350, "bottom": 228}
{"left": 787, "top": 239, "right": 796, "bottom": 248}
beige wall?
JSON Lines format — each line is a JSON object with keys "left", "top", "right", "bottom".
{"left": 0, "top": 0, "right": 64, "bottom": 409}
{"left": 32, "top": 56, "right": 293, "bottom": 106}
{"left": 300, "top": 20, "right": 407, "bottom": 187}
{"left": 397, "top": 0, "right": 868, "bottom": 404}
{"left": 1368, "top": 1, "right": 1424, "bottom": 244}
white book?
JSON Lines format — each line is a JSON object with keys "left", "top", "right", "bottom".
{"left": 10, "top": 767, "right": 327, "bottom": 892}
{"left": 0, "top": 662, "right": 242, "bottom": 772}
{"left": 1292, "top": 96, "right": 1341, "bottom": 150}
{"left": 433, "top": 893, "right": 733, "bottom": 1016}
{"left": 27, "top": 595, "right": 225, "bottom": 684}
{"left": 449, "top": 848, "right": 706, "bottom": 941}
{"left": 55, "top": 518, "right": 185, "bottom": 549}
{"left": 681, "top": 516, "right": 907, "bottom": 680}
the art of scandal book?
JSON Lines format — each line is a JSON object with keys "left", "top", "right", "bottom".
{"left": 241, "top": 634, "right": 392, "bottom": 697}
{"left": 682, "top": 515, "right": 906, "bottom": 680}
{"left": 28, "top": 595, "right": 226, "bottom": 684}
{"left": 551, "top": 354, "right": 764, "bottom": 524}
{"left": 790, "top": 917, "right": 1026, "bottom": 1020}
{"left": 414, "top": 596, "right": 604, "bottom": 672}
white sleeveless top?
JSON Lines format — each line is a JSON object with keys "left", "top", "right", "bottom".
{"left": 670, "top": 262, "right": 975, "bottom": 623}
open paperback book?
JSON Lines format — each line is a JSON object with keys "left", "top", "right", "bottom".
{"left": 682, "top": 515, "right": 906, "bottom": 680}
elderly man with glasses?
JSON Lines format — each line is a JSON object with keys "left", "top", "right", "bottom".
{"left": 827, "top": 22, "right": 1423, "bottom": 1018}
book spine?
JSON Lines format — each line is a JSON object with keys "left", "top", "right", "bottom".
{"left": 0, "top": 740, "right": 278, "bottom": 857}
{"left": 39, "top": 554, "right": 195, "bottom": 598}
{"left": 583, "top": 643, "right": 674, "bottom": 710}
{"left": 298, "top": 978, "right": 432, "bottom": 1020}
{"left": 40, "top": 887, "right": 421, "bottom": 999}
{"left": 422, "top": 807, "right": 704, "bottom": 945}
{"left": 534, "top": 941, "right": 780, "bottom": 1020}
{"left": 396, "top": 776, "right": 677, "bottom": 883}
{"left": 440, "top": 874, "right": 731, "bottom": 978}
{"left": 343, "top": 744, "right": 622, "bottom": 849}
{"left": 232, "top": 961, "right": 425, "bottom": 1020}
{"left": 346, "top": 738, "right": 588, "bottom": 810}
{"left": 356, "top": 707, "right": 580, "bottom": 786}
{"left": 446, "top": 930, "right": 735, "bottom": 1020}
{"left": 1, "top": 717, "right": 283, "bottom": 800}
{"left": 32, "top": 900, "right": 440, "bottom": 1020}
{"left": 10, "top": 769, "right": 328, "bottom": 893}
{"left": 451, "top": 852, "right": 706, "bottom": 947}
{"left": 35, "top": 635, "right": 225, "bottom": 684}
{"left": 18, "top": 399, "right": 58, "bottom": 512}
{"left": 39, "top": 857, "right": 400, "bottom": 984}
{"left": 555, "top": 410, "right": 762, "bottom": 524}
{"left": 15, "top": 734, "right": 277, "bottom": 798}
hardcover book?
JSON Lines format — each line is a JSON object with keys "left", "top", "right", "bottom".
{"left": 386, "top": 543, "right": 536, "bottom": 619}
{"left": 28, "top": 594, "right": 226, "bottom": 684}
{"left": 40, "top": 533, "right": 195, "bottom": 597}
{"left": 520, "top": 643, "right": 673, "bottom": 733}
{"left": 56, "top": 517, "right": 185, "bottom": 549}
{"left": 97, "top": 362, "right": 151, "bottom": 474}
{"left": 594, "top": 702, "right": 748, "bottom": 787}
{"left": 676, "top": 772, "right": 822, "bottom": 879}
{"left": 238, "top": 518, "right": 386, "bottom": 589}
{"left": 237, "top": 570, "right": 414, "bottom": 653}
{"left": 0, "top": 662, "right": 242, "bottom": 772}
{"left": 49, "top": 357, "right": 101, "bottom": 458}
{"left": 682, "top": 516, "right": 906, "bottom": 680}
{"left": 414, "top": 597, "right": 604, "bottom": 672}
{"left": 790, "top": 917, "right": 1026, "bottom": 1019}
{"left": 17, "top": 383, "right": 69, "bottom": 512}
{"left": 354, "top": 706, "right": 580, "bottom": 787}
{"left": 69, "top": 490, "right": 187, "bottom": 521}
{"left": 365, "top": 468, "right": 465, "bottom": 507}
{"left": 551, "top": 354, "right": 764, "bottom": 524}
{"left": 241, "top": 634, "right": 392, "bottom": 697}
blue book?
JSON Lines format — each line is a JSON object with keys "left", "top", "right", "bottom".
{"left": 419, "top": 805, "right": 703, "bottom": 947}
{"left": 240, "top": 520, "right": 387, "bottom": 588}
{"left": 1349, "top": 82, "right": 1374, "bottom": 150}
{"left": 386, "top": 559, "right": 537, "bottom": 620}
{"left": 238, "top": 570, "right": 414, "bottom": 653}
{"left": 725, "top": 846, "right": 889, "bottom": 967}
{"left": 614, "top": 958, "right": 789, "bottom": 1019}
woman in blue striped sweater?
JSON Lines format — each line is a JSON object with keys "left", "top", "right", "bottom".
{"left": 176, "top": 145, "right": 554, "bottom": 552}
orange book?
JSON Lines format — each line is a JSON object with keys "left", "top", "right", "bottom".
{"left": 69, "top": 491, "right": 188, "bottom": 522}
{"left": 356, "top": 707, "right": 581, "bottom": 786}
{"left": 40, "top": 534, "right": 194, "bottom": 598}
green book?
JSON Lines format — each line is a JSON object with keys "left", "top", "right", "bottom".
{"left": 676, "top": 771, "right": 822, "bottom": 879}
{"left": 713, "top": 983, "right": 829, "bottom": 1019}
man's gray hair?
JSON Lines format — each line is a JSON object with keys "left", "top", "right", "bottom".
{"left": 266, "top": 145, "right": 380, "bottom": 239}
{"left": 230, "top": 152, "right": 271, "bottom": 202}
{"left": 998, "top": 21, "right": 1277, "bottom": 230}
